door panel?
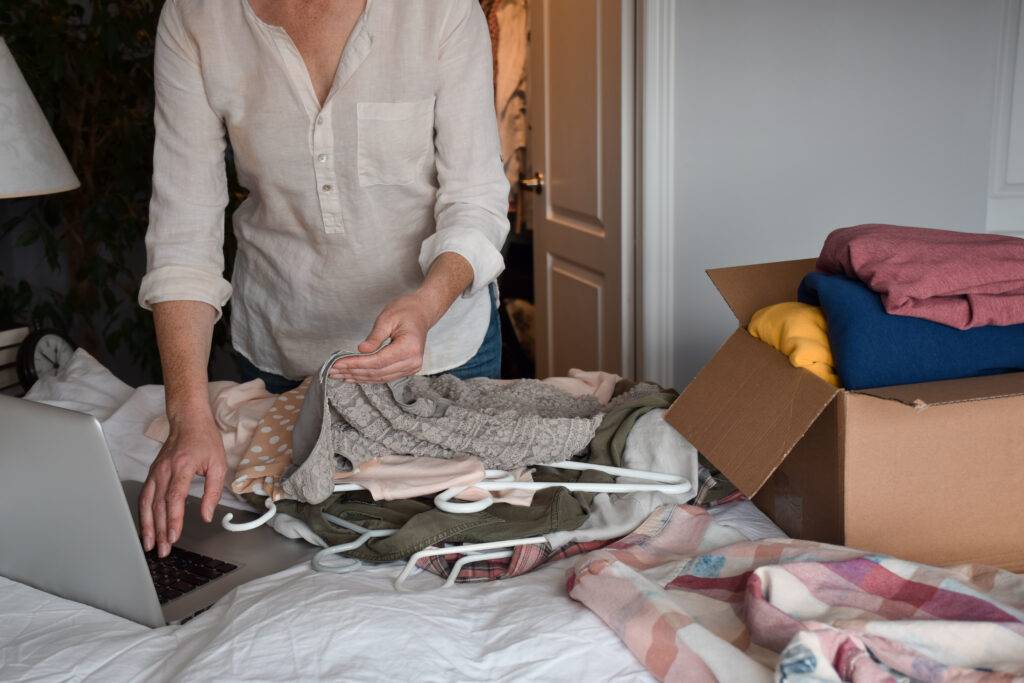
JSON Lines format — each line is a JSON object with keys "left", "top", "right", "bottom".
{"left": 529, "top": 0, "right": 631, "bottom": 378}
{"left": 548, "top": 257, "right": 604, "bottom": 375}
{"left": 546, "top": 3, "right": 601, "bottom": 223}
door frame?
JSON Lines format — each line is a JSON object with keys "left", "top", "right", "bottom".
{"left": 526, "top": 0, "right": 637, "bottom": 379}
{"left": 634, "top": 0, "right": 678, "bottom": 388}
{"left": 522, "top": 0, "right": 675, "bottom": 384}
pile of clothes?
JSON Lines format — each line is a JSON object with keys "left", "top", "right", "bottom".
{"left": 749, "top": 224, "right": 1024, "bottom": 389}
{"left": 223, "top": 368, "right": 699, "bottom": 581}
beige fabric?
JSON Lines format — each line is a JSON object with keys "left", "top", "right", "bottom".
{"left": 145, "top": 379, "right": 277, "bottom": 475}
{"left": 541, "top": 369, "right": 623, "bottom": 405}
{"left": 139, "top": 0, "right": 510, "bottom": 379}
{"left": 232, "top": 379, "right": 311, "bottom": 500}
{"left": 339, "top": 458, "right": 536, "bottom": 506}
{"left": 334, "top": 453, "right": 484, "bottom": 500}
{"left": 457, "top": 466, "right": 536, "bottom": 507}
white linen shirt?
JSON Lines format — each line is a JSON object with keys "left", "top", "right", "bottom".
{"left": 139, "top": 0, "right": 510, "bottom": 379}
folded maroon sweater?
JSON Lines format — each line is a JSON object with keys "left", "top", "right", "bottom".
{"left": 817, "top": 224, "right": 1024, "bottom": 329}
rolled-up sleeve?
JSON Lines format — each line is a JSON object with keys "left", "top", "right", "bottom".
{"left": 138, "top": 0, "right": 231, "bottom": 318}
{"left": 419, "top": 0, "right": 511, "bottom": 296}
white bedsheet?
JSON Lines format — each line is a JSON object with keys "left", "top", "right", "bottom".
{"left": 0, "top": 559, "right": 654, "bottom": 682}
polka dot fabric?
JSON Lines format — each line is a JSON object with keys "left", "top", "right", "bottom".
{"left": 231, "top": 377, "right": 311, "bottom": 500}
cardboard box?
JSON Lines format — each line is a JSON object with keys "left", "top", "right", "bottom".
{"left": 664, "top": 258, "right": 1024, "bottom": 571}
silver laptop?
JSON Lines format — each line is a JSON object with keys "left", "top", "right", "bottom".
{"left": 0, "top": 394, "right": 313, "bottom": 627}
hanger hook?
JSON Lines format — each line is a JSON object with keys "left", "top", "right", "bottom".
{"left": 222, "top": 496, "right": 278, "bottom": 532}
{"left": 434, "top": 485, "right": 494, "bottom": 513}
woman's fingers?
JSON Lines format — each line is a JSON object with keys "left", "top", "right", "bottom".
{"left": 138, "top": 478, "right": 157, "bottom": 551}
{"left": 332, "top": 335, "right": 422, "bottom": 382}
{"left": 333, "top": 359, "right": 421, "bottom": 384}
{"left": 330, "top": 356, "right": 419, "bottom": 382}
{"left": 332, "top": 342, "right": 407, "bottom": 373}
{"left": 356, "top": 316, "right": 392, "bottom": 355}
{"left": 200, "top": 459, "right": 226, "bottom": 523}
{"left": 154, "top": 483, "right": 169, "bottom": 557}
{"left": 165, "top": 469, "right": 194, "bottom": 546}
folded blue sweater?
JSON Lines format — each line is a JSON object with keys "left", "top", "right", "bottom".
{"left": 797, "top": 272, "right": 1024, "bottom": 390}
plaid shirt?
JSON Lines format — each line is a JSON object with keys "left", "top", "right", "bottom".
{"left": 417, "top": 539, "right": 613, "bottom": 583}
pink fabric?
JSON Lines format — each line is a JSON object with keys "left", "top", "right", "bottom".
{"left": 418, "top": 538, "right": 613, "bottom": 583}
{"left": 456, "top": 467, "right": 536, "bottom": 507}
{"left": 145, "top": 379, "right": 277, "bottom": 472}
{"left": 541, "top": 368, "right": 622, "bottom": 405}
{"left": 334, "top": 454, "right": 485, "bottom": 501}
{"left": 817, "top": 224, "right": 1024, "bottom": 329}
{"left": 569, "top": 504, "right": 1024, "bottom": 682}
{"left": 333, "top": 455, "right": 536, "bottom": 506}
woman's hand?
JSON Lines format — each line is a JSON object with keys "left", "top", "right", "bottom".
{"left": 330, "top": 252, "right": 475, "bottom": 383}
{"left": 329, "top": 291, "right": 435, "bottom": 383}
{"left": 138, "top": 408, "right": 226, "bottom": 557}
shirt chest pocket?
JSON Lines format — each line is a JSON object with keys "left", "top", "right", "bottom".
{"left": 356, "top": 97, "right": 436, "bottom": 187}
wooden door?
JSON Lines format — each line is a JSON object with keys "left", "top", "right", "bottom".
{"left": 527, "top": 0, "right": 634, "bottom": 378}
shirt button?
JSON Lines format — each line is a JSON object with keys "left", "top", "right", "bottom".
{"left": 316, "top": 115, "right": 324, "bottom": 126}
{"left": 321, "top": 184, "right": 333, "bottom": 192}
{"left": 317, "top": 153, "right": 328, "bottom": 163}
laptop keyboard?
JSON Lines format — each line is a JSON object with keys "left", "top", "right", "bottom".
{"left": 145, "top": 547, "right": 238, "bottom": 604}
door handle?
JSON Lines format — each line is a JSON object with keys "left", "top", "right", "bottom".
{"left": 519, "top": 171, "right": 544, "bottom": 194}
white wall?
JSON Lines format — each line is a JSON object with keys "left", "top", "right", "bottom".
{"left": 670, "top": 0, "right": 1006, "bottom": 386}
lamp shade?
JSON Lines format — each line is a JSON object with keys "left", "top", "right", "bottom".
{"left": 0, "top": 38, "right": 79, "bottom": 199}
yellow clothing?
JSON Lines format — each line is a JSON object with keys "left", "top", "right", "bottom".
{"left": 748, "top": 302, "right": 841, "bottom": 387}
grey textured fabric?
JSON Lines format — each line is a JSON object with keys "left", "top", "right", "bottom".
{"left": 284, "top": 368, "right": 660, "bottom": 504}
{"left": 290, "top": 349, "right": 370, "bottom": 466}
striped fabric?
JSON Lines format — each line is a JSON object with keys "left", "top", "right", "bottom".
{"left": 568, "top": 504, "right": 1024, "bottom": 682}
{"left": 417, "top": 539, "right": 613, "bottom": 583}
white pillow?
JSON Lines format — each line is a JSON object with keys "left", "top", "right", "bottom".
{"left": 24, "top": 348, "right": 133, "bottom": 421}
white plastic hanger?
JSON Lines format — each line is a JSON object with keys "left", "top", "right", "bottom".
{"left": 311, "top": 513, "right": 398, "bottom": 574}
{"left": 393, "top": 536, "right": 548, "bottom": 591}
{"left": 433, "top": 460, "right": 692, "bottom": 514}
{"left": 221, "top": 482, "right": 367, "bottom": 531}
{"left": 221, "top": 495, "right": 279, "bottom": 532}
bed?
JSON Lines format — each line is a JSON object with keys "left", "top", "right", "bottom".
{"left": 10, "top": 351, "right": 1017, "bottom": 682}
{"left": 1, "top": 351, "right": 669, "bottom": 681}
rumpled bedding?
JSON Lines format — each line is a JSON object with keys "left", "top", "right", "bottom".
{"left": 818, "top": 224, "right": 1024, "bottom": 329}
{"left": 798, "top": 272, "right": 1024, "bottom": 389}
{"left": 0, "top": 560, "right": 655, "bottom": 682}
{"left": 568, "top": 504, "right": 1024, "bottom": 683}
{"left": 24, "top": 349, "right": 254, "bottom": 511}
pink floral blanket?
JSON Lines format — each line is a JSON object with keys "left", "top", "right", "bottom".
{"left": 568, "top": 505, "right": 1024, "bottom": 682}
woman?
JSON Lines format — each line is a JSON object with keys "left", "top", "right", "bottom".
{"left": 138, "top": 0, "right": 509, "bottom": 557}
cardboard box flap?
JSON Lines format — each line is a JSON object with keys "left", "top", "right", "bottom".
{"left": 664, "top": 329, "right": 840, "bottom": 496}
{"left": 707, "top": 258, "right": 819, "bottom": 325}
{"left": 852, "top": 371, "right": 1024, "bottom": 407}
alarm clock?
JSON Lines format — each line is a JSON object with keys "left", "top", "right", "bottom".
{"left": 16, "top": 328, "right": 76, "bottom": 389}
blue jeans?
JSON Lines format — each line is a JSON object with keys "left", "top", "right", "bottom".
{"left": 443, "top": 293, "right": 502, "bottom": 381}
{"left": 235, "top": 294, "right": 502, "bottom": 393}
